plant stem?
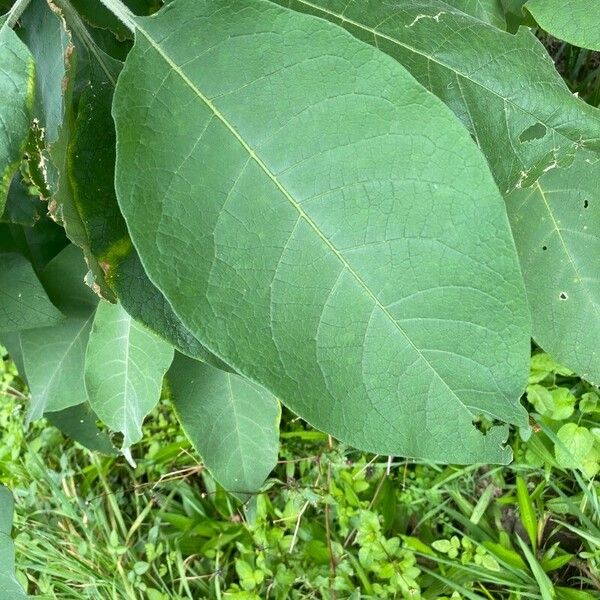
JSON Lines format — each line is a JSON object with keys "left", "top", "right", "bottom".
{"left": 4, "top": 0, "right": 33, "bottom": 28}
{"left": 96, "top": 0, "right": 136, "bottom": 32}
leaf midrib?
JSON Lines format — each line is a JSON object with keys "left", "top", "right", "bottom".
{"left": 289, "top": 0, "right": 590, "bottom": 145}
{"left": 135, "top": 24, "right": 482, "bottom": 418}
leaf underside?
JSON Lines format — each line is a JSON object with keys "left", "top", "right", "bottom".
{"left": 506, "top": 153, "right": 600, "bottom": 384}
{"left": 170, "top": 353, "right": 280, "bottom": 494}
{"left": 276, "top": 0, "right": 600, "bottom": 193}
{"left": 114, "top": 0, "right": 531, "bottom": 463}
{"left": 0, "top": 26, "right": 35, "bottom": 214}
{"left": 525, "top": 0, "right": 600, "bottom": 51}
{"left": 85, "top": 300, "right": 174, "bottom": 448}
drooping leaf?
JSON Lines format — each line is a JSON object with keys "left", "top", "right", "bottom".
{"left": 525, "top": 0, "right": 600, "bottom": 51}
{"left": 44, "top": 16, "right": 116, "bottom": 301}
{"left": 1, "top": 172, "right": 42, "bottom": 227}
{"left": 54, "top": 13, "right": 230, "bottom": 370}
{"left": 0, "top": 252, "right": 63, "bottom": 331}
{"left": 114, "top": 0, "right": 531, "bottom": 463}
{"left": 278, "top": 0, "right": 600, "bottom": 193}
{"left": 69, "top": 0, "right": 160, "bottom": 41}
{"left": 0, "top": 24, "right": 35, "bottom": 214}
{"left": 85, "top": 300, "right": 174, "bottom": 448}
{"left": 169, "top": 353, "right": 280, "bottom": 494}
{"left": 108, "top": 248, "right": 232, "bottom": 371}
{"left": 0, "top": 486, "right": 28, "bottom": 599}
{"left": 21, "top": 244, "right": 98, "bottom": 420}
{"left": 20, "top": 0, "right": 71, "bottom": 145}
{"left": 46, "top": 402, "right": 117, "bottom": 455}
{"left": 506, "top": 153, "right": 600, "bottom": 384}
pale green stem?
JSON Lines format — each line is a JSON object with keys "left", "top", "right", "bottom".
{"left": 97, "top": 0, "right": 137, "bottom": 32}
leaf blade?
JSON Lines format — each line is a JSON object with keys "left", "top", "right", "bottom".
{"left": 277, "top": 0, "right": 600, "bottom": 192}
{"left": 525, "top": 0, "right": 600, "bottom": 51}
{"left": 0, "top": 25, "right": 35, "bottom": 215}
{"left": 506, "top": 153, "right": 600, "bottom": 383}
{"left": 114, "top": 0, "right": 531, "bottom": 462}
{"left": 85, "top": 300, "right": 174, "bottom": 448}
{"left": 170, "top": 353, "right": 280, "bottom": 494}
{"left": 0, "top": 253, "right": 63, "bottom": 331}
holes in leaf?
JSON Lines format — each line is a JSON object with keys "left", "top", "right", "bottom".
{"left": 471, "top": 415, "right": 499, "bottom": 435}
{"left": 559, "top": 292, "right": 568, "bottom": 300}
{"left": 584, "top": 200, "right": 589, "bottom": 209}
{"left": 542, "top": 245, "right": 547, "bottom": 251}
{"left": 519, "top": 122, "right": 547, "bottom": 143}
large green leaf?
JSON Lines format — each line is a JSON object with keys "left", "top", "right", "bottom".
{"left": 169, "top": 353, "right": 280, "bottom": 494}
{"left": 506, "top": 153, "right": 600, "bottom": 384}
{"left": 0, "top": 486, "right": 28, "bottom": 599}
{"left": 0, "top": 252, "right": 63, "bottom": 331}
{"left": 21, "top": 244, "right": 98, "bottom": 420}
{"left": 114, "top": 0, "right": 531, "bottom": 463}
{"left": 0, "top": 25, "right": 35, "bottom": 214}
{"left": 277, "top": 0, "right": 600, "bottom": 193}
{"left": 20, "top": 0, "right": 71, "bottom": 145}
{"left": 525, "top": 0, "right": 600, "bottom": 51}
{"left": 85, "top": 300, "right": 174, "bottom": 448}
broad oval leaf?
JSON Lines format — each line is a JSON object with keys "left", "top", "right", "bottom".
{"left": 169, "top": 353, "right": 280, "bottom": 494}
{"left": 0, "top": 25, "right": 35, "bottom": 213}
{"left": 525, "top": 0, "right": 600, "bottom": 51}
{"left": 85, "top": 300, "right": 174, "bottom": 448}
{"left": 506, "top": 153, "right": 600, "bottom": 384}
{"left": 114, "top": 0, "right": 531, "bottom": 463}
{"left": 21, "top": 244, "right": 98, "bottom": 420}
{"left": 0, "top": 253, "right": 63, "bottom": 331}
{"left": 277, "top": 0, "right": 600, "bottom": 193}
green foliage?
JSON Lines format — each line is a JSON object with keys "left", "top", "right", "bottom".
{"left": 85, "top": 300, "right": 174, "bottom": 449}
{"left": 0, "top": 21, "right": 34, "bottom": 214}
{"left": 169, "top": 353, "right": 280, "bottom": 495}
{"left": 0, "top": 0, "right": 599, "bottom": 592}
{"left": 2, "top": 350, "right": 600, "bottom": 598}
{"left": 507, "top": 153, "right": 600, "bottom": 384}
{"left": 113, "top": 0, "right": 530, "bottom": 463}
{"left": 525, "top": 0, "right": 600, "bottom": 51}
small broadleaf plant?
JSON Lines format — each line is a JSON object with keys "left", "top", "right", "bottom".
{"left": 0, "top": 0, "right": 599, "bottom": 497}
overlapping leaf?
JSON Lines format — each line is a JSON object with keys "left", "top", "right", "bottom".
{"left": 46, "top": 402, "right": 117, "bottom": 454}
{"left": 0, "top": 252, "right": 62, "bottom": 331}
{"left": 20, "top": 0, "right": 71, "bottom": 145}
{"left": 506, "top": 153, "right": 600, "bottom": 384}
{"left": 277, "top": 0, "right": 600, "bottom": 193}
{"left": 114, "top": 0, "right": 531, "bottom": 463}
{"left": 525, "top": 0, "right": 600, "bottom": 51}
{"left": 170, "top": 353, "right": 280, "bottom": 494}
{"left": 21, "top": 244, "right": 98, "bottom": 420}
{"left": 0, "top": 24, "right": 35, "bottom": 214}
{"left": 85, "top": 300, "right": 174, "bottom": 448}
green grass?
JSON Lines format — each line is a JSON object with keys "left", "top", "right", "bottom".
{"left": 2, "top": 345, "right": 600, "bottom": 599}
